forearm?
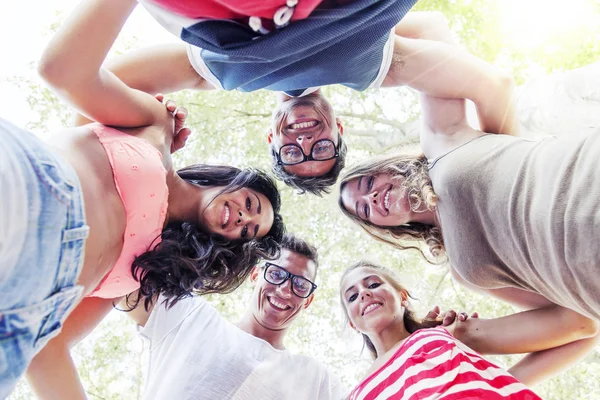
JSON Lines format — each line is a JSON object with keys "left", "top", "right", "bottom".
{"left": 394, "top": 11, "right": 456, "bottom": 44}
{"left": 39, "top": 0, "right": 137, "bottom": 88}
{"left": 383, "top": 35, "right": 518, "bottom": 136}
{"left": 509, "top": 333, "right": 600, "bottom": 386}
{"left": 26, "top": 340, "right": 87, "bottom": 400}
{"left": 73, "top": 43, "right": 209, "bottom": 127}
{"left": 455, "top": 305, "right": 599, "bottom": 355}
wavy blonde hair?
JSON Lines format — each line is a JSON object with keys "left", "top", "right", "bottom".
{"left": 338, "top": 151, "right": 445, "bottom": 263}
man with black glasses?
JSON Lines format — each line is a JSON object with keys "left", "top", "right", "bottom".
{"left": 99, "top": 6, "right": 515, "bottom": 196}
{"left": 125, "top": 233, "right": 347, "bottom": 400}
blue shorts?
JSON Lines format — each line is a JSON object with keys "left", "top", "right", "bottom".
{"left": 0, "top": 118, "right": 88, "bottom": 398}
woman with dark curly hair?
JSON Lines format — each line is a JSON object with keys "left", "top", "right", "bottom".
{"left": 0, "top": 0, "right": 284, "bottom": 397}
{"left": 133, "top": 164, "right": 285, "bottom": 311}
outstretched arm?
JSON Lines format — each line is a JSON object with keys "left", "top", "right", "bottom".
{"left": 384, "top": 12, "right": 518, "bottom": 136}
{"left": 38, "top": 0, "right": 165, "bottom": 128}
{"left": 26, "top": 297, "right": 119, "bottom": 400}
{"left": 447, "top": 275, "right": 599, "bottom": 386}
{"left": 72, "top": 43, "right": 211, "bottom": 127}
{"left": 508, "top": 333, "right": 600, "bottom": 386}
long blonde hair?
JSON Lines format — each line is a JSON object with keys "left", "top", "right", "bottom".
{"left": 338, "top": 151, "right": 445, "bottom": 264}
{"left": 339, "top": 261, "right": 441, "bottom": 359}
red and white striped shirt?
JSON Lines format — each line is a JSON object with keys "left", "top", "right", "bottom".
{"left": 349, "top": 327, "right": 541, "bottom": 400}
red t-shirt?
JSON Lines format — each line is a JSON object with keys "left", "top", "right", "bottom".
{"left": 349, "top": 327, "right": 542, "bottom": 400}
{"left": 147, "top": 0, "right": 323, "bottom": 21}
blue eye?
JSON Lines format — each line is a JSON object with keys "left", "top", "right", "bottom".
{"left": 348, "top": 293, "right": 358, "bottom": 302}
{"left": 368, "top": 282, "right": 381, "bottom": 289}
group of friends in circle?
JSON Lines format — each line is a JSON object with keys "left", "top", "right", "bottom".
{"left": 1, "top": 0, "right": 599, "bottom": 399}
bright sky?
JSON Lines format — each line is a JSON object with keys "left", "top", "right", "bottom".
{"left": 1, "top": 0, "right": 597, "bottom": 130}
{"left": 0, "top": 0, "right": 177, "bottom": 130}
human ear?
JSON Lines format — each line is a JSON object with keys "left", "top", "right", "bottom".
{"left": 303, "top": 294, "right": 315, "bottom": 309}
{"left": 336, "top": 118, "right": 344, "bottom": 136}
{"left": 249, "top": 266, "right": 261, "bottom": 284}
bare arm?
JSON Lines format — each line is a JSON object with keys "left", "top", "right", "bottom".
{"left": 509, "top": 333, "right": 600, "bottom": 386}
{"left": 73, "top": 43, "right": 210, "bottom": 127}
{"left": 449, "top": 271, "right": 600, "bottom": 385}
{"left": 451, "top": 303, "right": 599, "bottom": 355}
{"left": 38, "top": 0, "right": 165, "bottom": 128}
{"left": 384, "top": 13, "right": 518, "bottom": 136}
{"left": 26, "top": 297, "right": 119, "bottom": 400}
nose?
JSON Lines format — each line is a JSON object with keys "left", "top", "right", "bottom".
{"left": 360, "top": 289, "right": 372, "bottom": 301}
{"left": 296, "top": 134, "right": 314, "bottom": 155}
{"left": 364, "top": 190, "right": 379, "bottom": 206}
{"left": 235, "top": 210, "right": 249, "bottom": 226}
{"left": 275, "top": 279, "right": 293, "bottom": 298}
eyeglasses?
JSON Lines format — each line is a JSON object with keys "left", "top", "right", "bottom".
{"left": 262, "top": 262, "right": 317, "bottom": 298}
{"left": 275, "top": 139, "right": 339, "bottom": 166}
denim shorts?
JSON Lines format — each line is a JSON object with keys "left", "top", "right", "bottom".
{"left": 0, "top": 118, "right": 88, "bottom": 398}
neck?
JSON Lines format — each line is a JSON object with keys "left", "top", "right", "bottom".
{"left": 369, "top": 319, "right": 411, "bottom": 358}
{"left": 411, "top": 207, "right": 437, "bottom": 227}
{"left": 165, "top": 171, "right": 207, "bottom": 224}
{"left": 236, "top": 309, "right": 288, "bottom": 350}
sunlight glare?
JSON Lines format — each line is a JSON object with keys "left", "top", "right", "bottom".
{"left": 498, "top": 0, "right": 597, "bottom": 49}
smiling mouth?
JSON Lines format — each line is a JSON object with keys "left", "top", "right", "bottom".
{"left": 287, "top": 119, "right": 319, "bottom": 131}
{"left": 221, "top": 202, "right": 230, "bottom": 228}
{"left": 384, "top": 189, "right": 391, "bottom": 212}
{"left": 267, "top": 296, "right": 292, "bottom": 311}
{"left": 362, "top": 302, "right": 383, "bottom": 316}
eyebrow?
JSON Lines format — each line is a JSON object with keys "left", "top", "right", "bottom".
{"left": 255, "top": 193, "right": 262, "bottom": 214}
{"left": 253, "top": 224, "right": 259, "bottom": 238}
{"left": 357, "top": 176, "right": 362, "bottom": 191}
{"left": 344, "top": 275, "right": 378, "bottom": 295}
{"left": 355, "top": 201, "right": 361, "bottom": 219}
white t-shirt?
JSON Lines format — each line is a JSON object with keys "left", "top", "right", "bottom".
{"left": 140, "top": 295, "right": 348, "bottom": 400}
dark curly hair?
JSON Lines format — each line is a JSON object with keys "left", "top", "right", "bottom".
{"left": 270, "top": 132, "right": 348, "bottom": 197}
{"left": 130, "top": 164, "right": 286, "bottom": 311}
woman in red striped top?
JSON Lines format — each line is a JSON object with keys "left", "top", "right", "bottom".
{"left": 340, "top": 261, "right": 544, "bottom": 400}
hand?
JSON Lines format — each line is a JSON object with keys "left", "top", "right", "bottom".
{"left": 154, "top": 93, "right": 192, "bottom": 154}
{"left": 424, "top": 305, "right": 479, "bottom": 326}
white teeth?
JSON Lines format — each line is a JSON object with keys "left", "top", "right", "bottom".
{"left": 223, "top": 205, "right": 230, "bottom": 226}
{"left": 290, "top": 121, "right": 318, "bottom": 129}
{"left": 269, "top": 297, "right": 288, "bottom": 310}
{"left": 384, "top": 191, "right": 390, "bottom": 211}
{"left": 363, "top": 303, "right": 382, "bottom": 315}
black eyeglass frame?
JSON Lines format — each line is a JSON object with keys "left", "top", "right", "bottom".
{"left": 262, "top": 262, "right": 318, "bottom": 298}
{"left": 274, "top": 139, "right": 340, "bottom": 166}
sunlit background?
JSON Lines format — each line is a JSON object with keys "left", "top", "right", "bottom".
{"left": 2, "top": 0, "right": 600, "bottom": 399}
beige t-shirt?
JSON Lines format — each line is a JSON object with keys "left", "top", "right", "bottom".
{"left": 428, "top": 131, "right": 600, "bottom": 320}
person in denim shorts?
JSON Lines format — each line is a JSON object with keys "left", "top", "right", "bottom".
{"left": 0, "top": 0, "right": 285, "bottom": 397}
{"left": 0, "top": 119, "right": 88, "bottom": 398}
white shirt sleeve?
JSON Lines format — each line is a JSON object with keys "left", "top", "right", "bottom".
{"left": 140, "top": 295, "right": 209, "bottom": 348}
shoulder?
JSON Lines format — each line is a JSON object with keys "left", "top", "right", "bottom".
{"left": 142, "top": 295, "right": 218, "bottom": 339}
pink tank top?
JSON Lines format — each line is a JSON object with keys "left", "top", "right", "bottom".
{"left": 87, "top": 124, "right": 169, "bottom": 299}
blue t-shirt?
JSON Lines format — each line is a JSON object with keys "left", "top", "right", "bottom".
{"left": 142, "top": 0, "right": 418, "bottom": 96}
